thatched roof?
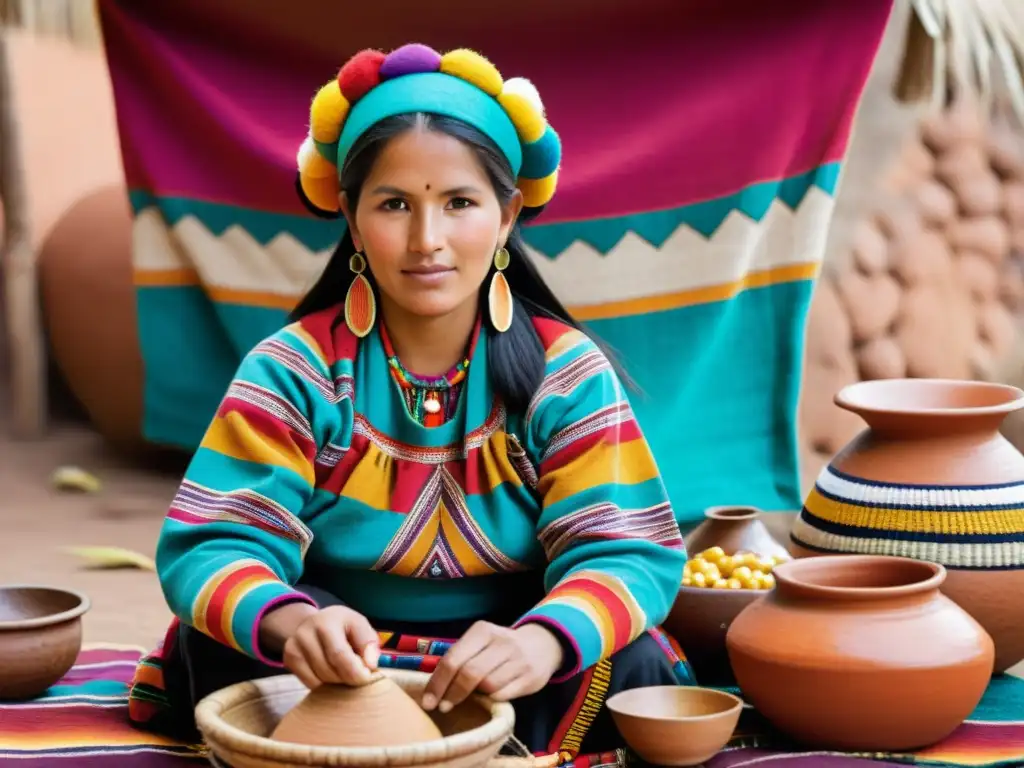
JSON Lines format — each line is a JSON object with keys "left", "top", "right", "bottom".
{"left": 0, "top": 0, "right": 100, "bottom": 47}
{"left": 895, "top": 0, "right": 1024, "bottom": 121}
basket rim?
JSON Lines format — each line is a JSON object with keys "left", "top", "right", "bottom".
{"left": 194, "top": 669, "right": 516, "bottom": 765}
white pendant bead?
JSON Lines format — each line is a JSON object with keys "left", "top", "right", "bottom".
{"left": 423, "top": 398, "right": 441, "bottom": 414}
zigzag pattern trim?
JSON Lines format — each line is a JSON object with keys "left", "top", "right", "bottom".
{"left": 132, "top": 186, "right": 833, "bottom": 319}
{"left": 127, "top": 161, "right": 839, "bottom": 261}
{"left": 526, "top": 162, "right": 840, "bottom": 255}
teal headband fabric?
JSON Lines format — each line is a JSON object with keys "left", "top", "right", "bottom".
{"left": 334, "top": 72, "right": 524, "bottom": 175}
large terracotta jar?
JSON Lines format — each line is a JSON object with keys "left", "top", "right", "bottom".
{"left": 726, "top": 555, "right": 993, "bottom": 751}
{"left": 790, "top": 378, "right": 1024, "bottom": 672}
{"left": 38, "top": 186, "right": 144, "bottom": 449}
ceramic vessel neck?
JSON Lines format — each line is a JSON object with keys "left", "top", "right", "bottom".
{"left": 773, "top": 555, "right": 945, "bottom": 604}
{"left": 834, "top": 379, "right": 1024, "bottom": 440}
{"left": 842, "top": 409, "right": 1009, "bottom": 440}
{"left": 704, "top": 506, "right": 760, "bottom": 523}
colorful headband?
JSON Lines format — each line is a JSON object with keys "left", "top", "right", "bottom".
{"left": 296, "top": 44, "right": 562, "bottom": 219}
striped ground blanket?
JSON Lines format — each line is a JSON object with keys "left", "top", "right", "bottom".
{"left": 2, "top": 646, "right": 1022, "bottom": 767}
{"left": 95, "top": 0, "right": 896, "bottom": 526}
{"left": 0, "top": 647, "right": 205, "bottom": 764}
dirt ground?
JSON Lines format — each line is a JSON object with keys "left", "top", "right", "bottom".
{"left": 0, "top": 407, "right": 183, "bottom": 651}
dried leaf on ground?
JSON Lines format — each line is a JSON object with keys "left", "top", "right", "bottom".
{"left": 61, "top": 545, "right": 155, "bottom": 571}
{"left": 51, "top": 466, "right": 102, "bottom": 494}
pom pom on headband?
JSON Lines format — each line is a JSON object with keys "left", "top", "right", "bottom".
{"left": 296, "top": 44, "right": 561, "bottom": 219}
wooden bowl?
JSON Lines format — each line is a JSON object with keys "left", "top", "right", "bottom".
{"left": 0, "top": 585, "right": 90, "bottom": 699}
{"left": 664, "top": 585, "right": 766, "bottom": 685}
{"left": 606, "top": 686, "right": 742, "bottom": 766}
{"left": 195, "top": 669, "right": 515, "bottom": 768}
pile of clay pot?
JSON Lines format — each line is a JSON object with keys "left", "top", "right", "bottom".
{"left": 800, "top": 102, "right": 1024, "bottom": 489}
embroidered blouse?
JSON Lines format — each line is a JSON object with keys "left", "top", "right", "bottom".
{"left": 154, "top": 304, "right": 686, "bottom": 680}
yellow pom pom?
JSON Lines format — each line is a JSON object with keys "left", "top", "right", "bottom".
{"left": 310, "top": 80, "right": 349, "bottom": 144}
{"left": 518, "top": 170, "right": 558, "bottom": 208}
{"left": 296, "top": 136, "right": 337, "bottom": 179}
{"left": 299, "top": 172, "right": 340, "bottom": 214}
{"left": 498, "top": 78, "right": 546, "bottom": 143}
{"left": 502, "top": 77, "right": 545, "bottom": 114}
{"left": 440, "top": 49, "right": 503, "bottom": 96}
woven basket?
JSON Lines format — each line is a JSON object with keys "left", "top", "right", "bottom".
{"left": 195, "top": 669, "right": 516, "bottom": 768}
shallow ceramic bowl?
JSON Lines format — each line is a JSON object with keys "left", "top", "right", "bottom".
{"left": 606, "top": 686, "right": 743, "bottom": 766}
{"left": 0, "top": 585, "right": 90, "bottom": 700}
{"left": 664, "top": 585, "right": 766, "bottom": 685}
{"left": 196, "top": 668, "right": 516, "bottom": 768}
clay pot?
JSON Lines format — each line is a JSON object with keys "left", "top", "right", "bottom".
{"left": 271, "top": 672, "right": 443, "bottom": 747}
{"left": 726, "top": 555, "right": 993, "bottom": 751}
{"left": 196, "top": 669, "right": 514, "bottom": 768}
{"left": 791, "top": 378, "right": 1024, "bottom": 672}
{"left": 896, "top": 286, "right": 975, "bottom": 379}
{"left": 850, "top": 220, "right": 889, "bottom": 274}
{"left": 663, "top": 586, "right": 762, "bottom": 686}
{"left": 840, "top": 271, "right": 900, "bottom": 341}
{"left": 606, "top": 686, "right": 742, "bottom": 766}
{"left": 0, "top": 585, "right": 90, "bottom": 699}
{"left": 947, "top": 216, "right": 1010, "bottom": 263}
{"left": 685, "top": 506, "right": 791, "bottom": 562}
{"left": 38, "top": 186, "right": 144, "bottom": 450}
{"left": 667, "top": 507, "right": 792, "bottom": 684}
{"left": 857, "top": 337, "right": 907, "bottom": 380}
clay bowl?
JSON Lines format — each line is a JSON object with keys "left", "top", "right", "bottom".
{"left": 606, "top": 686, "right": 742, "bottom": 766}
{"left": 0, "top": 585, "right": 90, "bottom": 700}
{"left": 664, "top": 586, "right": 764, "bottom": 685}
{"left": 195, "top": 668, "right": 515, "bottom": 768}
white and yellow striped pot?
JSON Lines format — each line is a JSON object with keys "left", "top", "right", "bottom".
{"left": 790, "top": 378, "right": 1024, "bottom": 673}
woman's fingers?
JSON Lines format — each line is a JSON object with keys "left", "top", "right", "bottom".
{"left": 282, "top": 636, "right": 322, "bottom": 689}
{"left": 279, "top": 607, "right": 383, "bottom": 688}
{"left": 475, "top": 658, "right": 523, "bottom": 697}
{"left": 316, "top": 620, "right": 369, "bottom": 684}
{"left": 295, "top": 624, "right": 340, "bottom": 684}
{"left": 343, "top": 610, "right": 381, "bottom": 671}
{"left": 440, "top": 642, "right": 514, "bottom": 710}
{"left": 488, "top": 674, "right": 531, "bottom": 702}
{"left": 422, "top": 622, "right": 494, "bottom": 710}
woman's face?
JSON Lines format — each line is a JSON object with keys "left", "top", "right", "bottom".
{"left": 341, "top": 127, "right": 522, "bottom": 322}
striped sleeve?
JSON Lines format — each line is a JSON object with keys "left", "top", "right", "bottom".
{"left": 156, "top": 324, "right": 342, "bottom": 664}
{"left": 513, "top": 329, "right": 686, "bottom": 680}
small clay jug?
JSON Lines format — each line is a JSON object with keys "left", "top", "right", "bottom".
{"left": 271, "top": 671, "right": 443, "bottom": 747}
{"left": 726, "top": 555, "right": 994, "bottom": 751}
{"left": 791, "top": 378, "right": 1024, "bottom": 672}
{"left": 685, "top": 506, "right": 790, "bottom": 561}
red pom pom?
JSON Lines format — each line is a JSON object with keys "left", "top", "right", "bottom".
{"left": 337, "top": 49, "right": 387, "bottom": 103}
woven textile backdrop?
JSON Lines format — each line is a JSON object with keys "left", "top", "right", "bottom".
{"left": 96, "top": 0, "right": 893, "bottom": 526}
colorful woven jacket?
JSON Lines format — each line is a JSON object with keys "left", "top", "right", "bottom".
{"left": 154, "top": 304, "right": 687, "bottom": 679}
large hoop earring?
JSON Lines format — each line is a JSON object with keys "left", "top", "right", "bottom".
{"left": 488, "top": 246, "right": 513, "bottom": 333}
{"left": 344, "top": 252, "right": 376, "bottom": 338}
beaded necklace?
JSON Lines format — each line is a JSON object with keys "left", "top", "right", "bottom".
{"left": 380, "top": 323, "right": 472, "bottom": 427}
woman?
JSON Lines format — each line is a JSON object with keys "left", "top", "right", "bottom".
{"left": 128, "top": 44, "right": 691, "bottom": 765}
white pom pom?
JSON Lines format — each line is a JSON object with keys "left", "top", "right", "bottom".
{"left": 501, "top": 77, "right": 545, "bottom": 116}
{"left": 296, "top": 135, "right": 317, "bottom": 168}
{"left": 296, "top": 135, "right": 335, "bottom": 178}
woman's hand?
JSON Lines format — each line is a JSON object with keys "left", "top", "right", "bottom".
{"left": 261, "top": 603, "right": 381, "bottom": 689}
{"left": 421, "top": 622, "right": 564, "bottom": 712}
